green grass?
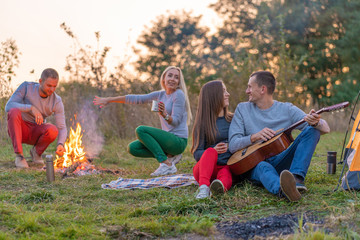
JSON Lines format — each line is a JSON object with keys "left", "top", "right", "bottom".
{"left": 0, "top": 132, "right": 360, "bottom": 239}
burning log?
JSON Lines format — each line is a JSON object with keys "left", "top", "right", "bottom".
{"left": 61, "top": 162, "right": 127, "bottom": 178}
{"left": 53, "top": 122, "right": 98, "bottom": 177}
{"left": 61, "top": 162, "right": 81, "bottom": 177}
{"left": 54, "top": 122, "right": 87, "bottom": 169}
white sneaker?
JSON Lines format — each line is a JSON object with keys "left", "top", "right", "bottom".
{"left": 30, "top": 147, "right": 44, "bottom": 164}
{"left": 210, "top": 179, "right": 225, "bottom": 195}
{"left": 168, "top": 154, "right": 182, "bottom": 165}
{"left": 15, "top": 155, "right": 29, "bottom": 168}
{"left": 150, "top": 163, "right": 177, "bottom": 176}
{"left": 196, "top": 185, "right": 210, "bottom": 199}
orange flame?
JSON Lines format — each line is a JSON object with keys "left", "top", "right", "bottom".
{"left": 54, "top": 122, "right": 88, "bottom": 169}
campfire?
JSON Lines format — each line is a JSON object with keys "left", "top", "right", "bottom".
{"left": 54, "top": 122, "right": 98, "bottom": 176}
{"left": 53, "top": 117, "right": 125, "bottom": 178}
{"left": 55, "top": 122, "right": 86, "bottom": 168}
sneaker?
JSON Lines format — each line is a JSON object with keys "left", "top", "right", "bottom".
{"left": 279, "top": 170, "right": 301, "bottom": 202}
{"left": 294, "top": 175, "right": 308, "bottom": 192}
{"left": 196, "top": 185, "right": 210, "bottom": 199}
{"left": 168, "top": 154, "right": 182, "bottom": 165}
{"left": 150, "top": 163, "right": 177, "bottom": 176}
{"left": 15, "top": 155, "right": 29, "bottom": 168}
{"left": 30, "top": 147, "right": 44, "bottom": 164}
{"left": 210, "top": 179, "right": 225, "bottom": 195}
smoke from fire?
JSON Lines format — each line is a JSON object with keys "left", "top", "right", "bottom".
{"left": 76, "top": 100, "right": 104, "bottom": 158}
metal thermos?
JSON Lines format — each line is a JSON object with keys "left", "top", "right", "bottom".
{"left": 327, "top": 151, "right": 337, "bottom": 174}
{"left": 45, "top": 155, "right": 55, "bottom": 182}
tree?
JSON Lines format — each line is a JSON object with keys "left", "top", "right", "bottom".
{"left": 59, "top": 23, "right": 160, "bottom": 139}
{"left": 302, "top": 0, "right": 360, "bottom": 105}
{"left": 0, "top": 39, "right": 20, "bottom": 142}
{"left": 210, "top": 0, "right": 360, "bottom": 106}
{"left": 0, "top": 39, "right": 20, "bottom": 97}
{"left": 61, "top": 22, "right": 110, "bottom": 93}
{"left": 134, "top": 10, "right": 212, "bottom": 92}
{"left": 209, "top": 0, "right": 311, "bottom": 104}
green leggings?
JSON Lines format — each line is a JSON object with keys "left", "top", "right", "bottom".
{"left": 127, "top": 125, "right": 187, "bottom": 163}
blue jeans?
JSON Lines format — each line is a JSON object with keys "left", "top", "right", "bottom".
{"left": 249, "top": 126, "right": 321, "bottom": 194}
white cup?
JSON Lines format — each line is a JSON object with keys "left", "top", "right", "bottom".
{"left": 151, "top": 100, "right": 159, "bottom": 112}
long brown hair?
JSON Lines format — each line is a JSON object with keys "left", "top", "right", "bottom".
{"left": 191, "top": 80, "right": 233, "bottom": 154}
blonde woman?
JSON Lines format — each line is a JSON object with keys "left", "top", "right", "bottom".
{"left": 93, "top": 66, "right": 192, "bottom": 176}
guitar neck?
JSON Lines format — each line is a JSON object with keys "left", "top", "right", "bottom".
{"left": 274, "top": 101, "right": 349, "bottom": 136}
{"left": 280, "top": 108, "right": 326, "bottom": 135}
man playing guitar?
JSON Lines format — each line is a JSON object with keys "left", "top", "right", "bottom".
{"left": 229, "top": 71, "right": 330, "bottom": 201}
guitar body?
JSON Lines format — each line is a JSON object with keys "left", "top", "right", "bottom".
{"left": 228, "top": 132, "right": 294, "bottom": 175}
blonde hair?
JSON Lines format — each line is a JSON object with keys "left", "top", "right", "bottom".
{"left": 160, "top": 66, "right": 192, "bottom": 125}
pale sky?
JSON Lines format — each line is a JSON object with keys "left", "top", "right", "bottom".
{"left": 0, "top": 0, "right": 220, "bottom": 90}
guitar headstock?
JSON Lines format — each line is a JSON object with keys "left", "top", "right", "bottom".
{"left": 318, "top": 102, "right": 349, "bottom": 114}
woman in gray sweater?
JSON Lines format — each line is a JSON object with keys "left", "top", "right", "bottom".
{"left": 93, "top": 66, "right": 192, "bottom": 176}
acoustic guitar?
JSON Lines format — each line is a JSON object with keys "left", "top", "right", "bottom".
{"left": 227, "top": 101, "right": 350, "bottom": 175}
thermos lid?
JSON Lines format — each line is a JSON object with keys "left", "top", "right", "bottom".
{"left": 327, "top": 151, "right": 337, "bottom": 163}
{"left": 45, "top": 155, "right": 53, "bottom": 161}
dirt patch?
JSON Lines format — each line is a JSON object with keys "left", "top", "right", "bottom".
{"left": 216, "top": 212, "right": 325, "bottom": 239}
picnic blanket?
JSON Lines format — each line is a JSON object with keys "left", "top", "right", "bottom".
{"left": 101, "top": 173, "right": 198, "bottom": 190}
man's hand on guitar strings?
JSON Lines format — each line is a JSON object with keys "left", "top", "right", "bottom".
{"left": 304, "top": 109, "right": 321, "bottom": 126}
{"left": 251, "top": 127, "right": 276, "bottom": 143}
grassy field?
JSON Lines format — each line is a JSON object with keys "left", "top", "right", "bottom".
{"left": 0, "top": 131, "right": 360, "bottom": 239}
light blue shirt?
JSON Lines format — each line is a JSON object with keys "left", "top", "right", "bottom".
{"left": 125, "top": 89, "right": 188, "bottom": 138}
{"left": 229, "top": 101, "right": 307, "bottom": 153}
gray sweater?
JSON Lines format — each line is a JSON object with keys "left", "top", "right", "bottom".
{"left": 229, "top": 101, "right": 307, "bottom": 153}
{"left": 5, "top": 82, "right": 67, "bottom": 145}
{"left": 125, "top": 89, "right": 188, "bottom": 138}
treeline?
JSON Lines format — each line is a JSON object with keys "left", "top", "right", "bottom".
{"left": 133, "top": 0, "right": 360, "bottom": 107}
{"left": 1, "top": 0, "right": 359, "bottom": 140}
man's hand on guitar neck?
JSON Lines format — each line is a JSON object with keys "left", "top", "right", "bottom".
{"left": 250, "top": 127, "right": 276, "bottom": 143}
{"left": 304, "top": 109, "right": 321, "bottom": 127}
{"left": 304, "top": 109, "right": 331, "bottom": 134}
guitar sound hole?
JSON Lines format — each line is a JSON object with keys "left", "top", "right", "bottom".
{"left": 242, "top": 148, "right": 247, "bottom": 156}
